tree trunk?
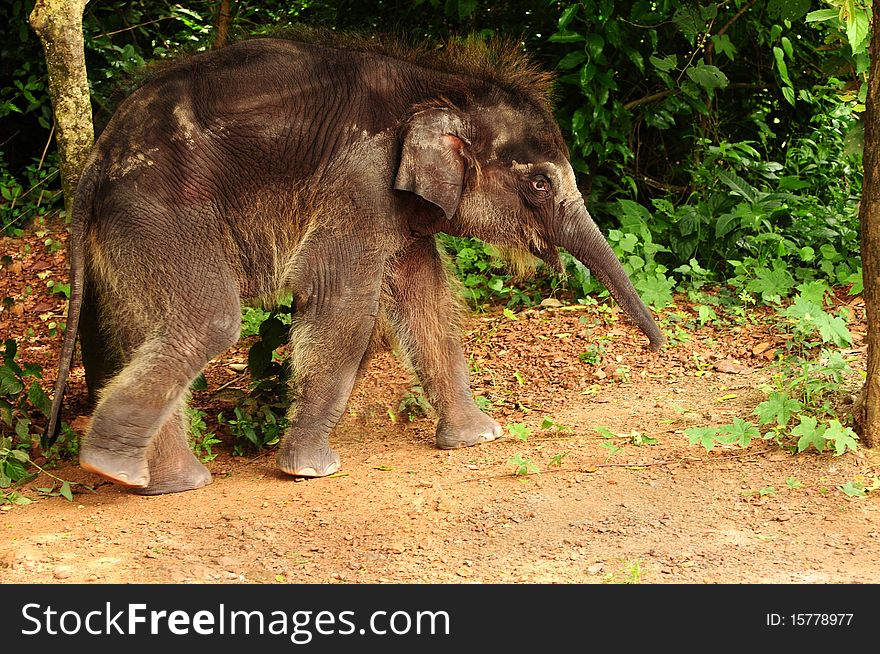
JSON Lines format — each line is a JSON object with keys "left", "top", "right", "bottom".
{"left": 855, "top": 1, "right": 880, "bottom": 448}
{"left": 29, "top": 0, "right": 94, "bottom": 220}
{"left": 214, "top": 0, "right": 232, "bottom": 49}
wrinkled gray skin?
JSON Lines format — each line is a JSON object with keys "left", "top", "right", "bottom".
{"left": 48, "top": 37, "right": 665, "bottom": 495}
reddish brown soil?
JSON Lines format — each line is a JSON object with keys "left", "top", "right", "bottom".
{"left": 1, "top": 221, "right": 878, "bottom": 584}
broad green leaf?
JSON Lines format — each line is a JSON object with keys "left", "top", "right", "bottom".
{"left": 746, "top": 264, "right": 795, "bottom": 303}
{"left": 60, "top": 480, "right": 73, "bottom": 501}
{"left": 685, "top": 63, "right": 728, "bottom": 90}
{"left": 781, "top": 86, "right": 795, "bottom": 107}
{"left": 558, "top": 4, "right": 579, "bottom": 30}
{"left": 714, "top": 212, "right": 739, "bottom": 239}
{"left": 796, "top": 281, "right": 831, "bottom": 307}
{"left": 649, "top": 54, "right": 677, "bottom": 72}
{"left": 793, "top": 416, "right": 825, "bottom": 453}
{"left": 846, "top": 7, "right": 870, "bottom": 55}
{"left": 838, "top": 481, "right": 866, "bottom": 498}
{"left": 508, "top": 423, "right": 533, "bottom": 442}
{"left": 768, "top": 0, "right": 812, "bottom": 21}
{"left": 805, "top": 9, "right": 840, "bottom": 22}
{"left": 14, "top": 418, "right": 30, "bottom": 441}
{"left": 716, "top": 170, "right": 757, "bottom": 203}
{"left": 754, "top": 392, "right": 802, "bottom": 427}
{"left": 720, "top": 418, "right": 760, "bottom": 448}
{"left": 824, "top": 420, "right": 858, "bottom": 456}
{"left": 0, "top": 366, "right": 24, "bottom": 397}
{"left": 684, "top": 426, "right": 722, "bottom": 452}
{"left": 710, "top": 34, "right": 736, "bottom": 60}
{"left": 558, "top": 50, "right": 587, "bottom": 70}
{"left": 636, "top": 274, "right": 675, "bottom": 309}
{"left": 27, "top": 382, "right": 51, "bottom": 415}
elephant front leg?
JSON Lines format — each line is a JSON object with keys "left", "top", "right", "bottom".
{"left": 385, "top": 237, "right": 502, "bottom": 449}
{"left": 276, "top": 248, "right": 382, "bottom": 478}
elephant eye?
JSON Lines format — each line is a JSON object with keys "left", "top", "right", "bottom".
{"left": 530, "top": 175, "right": 551, "bottom": 193}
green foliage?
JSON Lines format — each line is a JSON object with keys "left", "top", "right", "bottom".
{"left": 399, "top": 386, "right": 432, "bottom": 421}
{"left": 507, "top": 422, "right": 533, "bottom": 442}
{"left": 0, "top": 338, "right": 51, "bottom": 452}
{"left": 1, "top": 0, "right": 863, "bottom": 316}
{"left": 438, "top": 235, "right": 541, "bottom": 309}
{"left": 187, "top": 407, "right": 222, "bottom": 463}
{"left": 684, "top": 349, "right": 861, "bottom": 456}
{"left": 218, "top": 402, "right": 287, "bottom": 456}
{"left": 508, "top": 453, "right": 539, "bottom": 477}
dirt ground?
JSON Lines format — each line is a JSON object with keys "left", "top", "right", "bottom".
{"left": 1, "top": 222, "right": 878, "bottom": 585}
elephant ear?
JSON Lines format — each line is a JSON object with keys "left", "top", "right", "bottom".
{"left": 394, "top": 108, "right": 468, "bottom": 221}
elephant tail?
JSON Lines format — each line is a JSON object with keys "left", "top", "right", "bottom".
{"left": 43, "top": 161, "right": 97, "bottom": 448}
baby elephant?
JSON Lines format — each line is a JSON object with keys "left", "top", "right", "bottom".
{"left": 47, "top": 35, "right": 665, "bottom": 494}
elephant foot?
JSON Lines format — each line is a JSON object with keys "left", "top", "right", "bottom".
{"left": 435, "top": 411, "right": 503, "bottom": 449}
{"left": 79, "top": 442, "right": 150, "bottom": 488}
{"left": 276, "top": 443, "right": 341, "bottom": 478}
{"left": 134, "top": 455, "right": 213, "bottom": 496}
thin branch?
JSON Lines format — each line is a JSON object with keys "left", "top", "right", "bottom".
{"left": 624, "top": 88, "right": 676, "bottom": 111}
{"left": 92, "top": 17, "right": 170, "bottom": 40}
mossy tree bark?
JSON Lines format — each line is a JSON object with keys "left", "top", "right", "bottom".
{"left": 856, "top": 1, "right": 880, "bottom": 448}
{"left": 29, "top": 0, "right": 94, "bottom": 219}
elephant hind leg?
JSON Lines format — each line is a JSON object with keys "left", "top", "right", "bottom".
{"left": 134, "top": 408, "right": 212, "bottom": 495}
{"left": 79, "top": 288, "right": 241, "bottom": 489}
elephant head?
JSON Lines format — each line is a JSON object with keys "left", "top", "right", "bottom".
{"left": 393, "top": 101, "right": 666, "bottom": 351}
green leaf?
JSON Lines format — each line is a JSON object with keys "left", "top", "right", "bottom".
{"left": 558, "top": 50, "right": 587, "bottom": 70}
{"left": 781, "top": 86, "right": 795, "bottom": 107}
{"left": 823, "top": 420, "right": 858, "bottom": 456}
{"left": 716, "top": 170, "right": 757, "bottom": 203}
{"left": 754, "top": 392, "right": 802, "bottom": 428}
{"left": 746, "top": 264, "right": 795, "bottom": 304}
{"left": 714, "top": 213, "right": 739, "bottom": 239}
{"left": 549, "top": 30, "right": 585, "bottom": 43}
{"left": 557, "top": 4, "right": 579, "bottom": 30}
{"left": 0, "top": 365, "right": 24, "bottom": 397}
{"left": 710, "top": 34, "right": 736, "bottom": 60}
{"left": 793, "top": 415, "right": 825, "bottom": 453}
{"left": 508, "top": 454, "right": 539, "bottom": 476}
{"left": 720, "top": 418, "right": 760, "bottom": 448}
{"left": 684, "top": 426, "right": 722, "bottom": 452}
{"left": 781, "top": 299, "right": 852, "bottom": 346}
{"left": 595, "top": 426, "right": 615, "bottom": 439}
{"left": 846, "top": 8, "right": 870, "bottom": 55}
{"left": 508, "top": 423, "right": 533, "bottom": 442}
{"left": 838, "top": 481, "right": 866, "bottom": 498}
{"left": 786, "top": 476, "right": 802, "bottom": 490}
{"left": 773, "top": 47, "right": 791, "bottom": 85}
{"left": 649, "top": 54, "right": 677, "bottom": 72}
{"left": 795, "top": 281, "right": 831, "bottom": 307}
{"left": 190, "top": 373, "right": 208, "bottom": 391}
{"left": 805, "top": 9, "right": 840, "bottom": 22}
{"left": 9, "top": 448, "right": 29, "bottom": 463}
{"left": 27, "top": 382, "right": 51, "bottom": 415}
{"left": 636, "top": 274, "right": 675, "bottom": 309}
{"left": 685, "top": 63, "right": 729, "bottom": 90}
{"left": 768, "top": 0, "right": 812, "bottom": 21}
{"left": 59, "top": 480, "right": 73, "bottom": 501}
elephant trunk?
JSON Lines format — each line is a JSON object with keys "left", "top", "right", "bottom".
{"left": 555, "top": 201, "right": 666, "bottom": 351}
